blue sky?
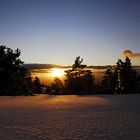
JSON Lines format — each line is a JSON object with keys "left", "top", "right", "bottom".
{"left": 0, "top": 0, "right": 140, "bottom": 65}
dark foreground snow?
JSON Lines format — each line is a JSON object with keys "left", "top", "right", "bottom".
{"left": 0, "top": 94, "right": 140, "bottom": 140}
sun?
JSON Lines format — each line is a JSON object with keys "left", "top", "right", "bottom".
{"left": 51, "top": 68, "right": 64, "bottom": 77}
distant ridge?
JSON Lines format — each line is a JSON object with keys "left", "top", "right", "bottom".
{"left": 23, "top": 64, "right": 113, "bottom": 70}
{"left": 23, "top": 64, "right": 140, "bottom": 70}
{"left": 88, "top": 65, "right": 113, "bottom": 69}
{"left": 23, "top": 64, "right": 71, "bottom": 69}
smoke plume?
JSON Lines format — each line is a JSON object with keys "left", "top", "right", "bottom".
{"left": 123, "top": 50, "right": 140, "bottom": 58}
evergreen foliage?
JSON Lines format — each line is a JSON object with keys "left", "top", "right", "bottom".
{"left": 115, "top": 57, "right": 137, "bottom": 94}
{"left": 101, "top": 68, "right": 117, "bottom": 94}
{"left": 0, "top": 45, "right": 33, "bottom": 95}
{"left": 101, "top": 57, "right": 137, "bottom": 94}
{"left": 65, "top": 56, "right": 94, "bottom": 94}
{"left": 1, "top": 45, "right": 139, "bottom": 95}
{"left": 50, "top": 78, "right": 64, "bottom": 94}
{"left": 32, "top": 76, "right": 42, "bottom": 93}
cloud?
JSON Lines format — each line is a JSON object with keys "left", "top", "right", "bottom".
{"left": 123, "top": 50, "right": 140, "bottom": 58}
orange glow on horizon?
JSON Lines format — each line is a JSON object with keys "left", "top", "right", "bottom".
{"left": 51, "top": 68, "right": 64, "bottom": 77}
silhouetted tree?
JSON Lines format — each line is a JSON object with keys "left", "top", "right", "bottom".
{"left": 0, "top": 45, "right": 33, "bottom": 95}
{"left": 65, "top": 56, "right": 94, "bottom": 94}
{"left": 72, "top": 56, "right": 86, "bottom": 70}
{"left": 32, "top": 76, "right": 42, "bottom": 93}
{"left": 115, "top": 57, "right": 137, "bottom": 94}
{"left": 135, "top": 75, "right": 140, "bottom": 93}
{"left": 101, "top": 56, "right": 137, "bottom": 94}
{"left": 101, "top": 68, "right": 117, "bottom": 94}
{"left": 50, "top": 77, "right": 63, "bottom": 94}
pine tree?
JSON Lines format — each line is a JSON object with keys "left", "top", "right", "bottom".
{"left": 65, "top": 56, "right": 94, "bottom": 94}
{"left": 32, "top": 77, "right": 42, "bottom": 93}
{"left": 101, "top": 68, "right": 116, "bottom": 94}
{"left": 101, "top": 57, "right": 137, "bottom": 94}
{"left": 0, "top": 45, "right": 33, "bottom": 95}
{"left": 51, "top": 78, "right": 63, "bottom": 94}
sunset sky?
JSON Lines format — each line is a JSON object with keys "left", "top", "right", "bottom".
{"left": 0, "top": 0, "right": 140, "bottom": 65}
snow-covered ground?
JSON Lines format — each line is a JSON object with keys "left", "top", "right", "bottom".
{"left": 0, "top": 94, "right": 140, "bottom": 140}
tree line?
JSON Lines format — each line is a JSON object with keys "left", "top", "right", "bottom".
{"left": 0, "top": 45, "right": 140, "bottom": 95}
{"left": 49, "top": 56, "right": 140, "bottom": 95}
{"left": 0, "top": 46, "right": 41, "bottom": 95}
